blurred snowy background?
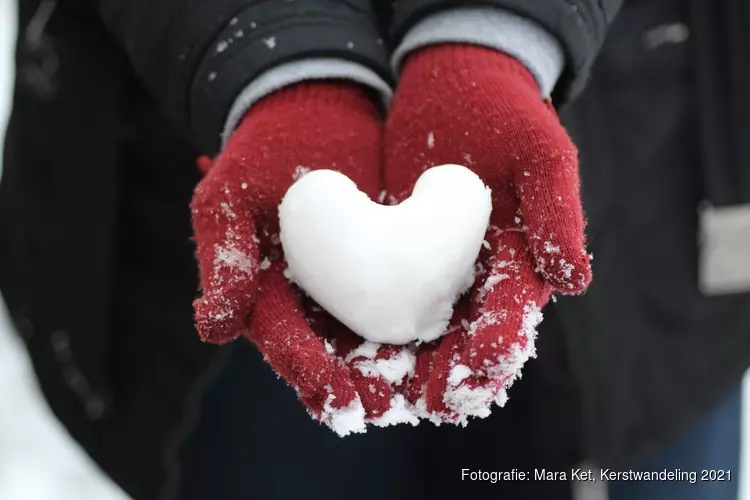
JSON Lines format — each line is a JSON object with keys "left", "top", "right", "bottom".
{"left": 0, "top": 1, "right": 748, "bottom": 499}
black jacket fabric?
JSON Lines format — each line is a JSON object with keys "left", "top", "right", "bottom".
{"left": 393, "top": 0, "right": 622, "bottom": 105}
{"left": 556, "top": 0, "right": 750, "bottom": 469}
{"left": 23, "top": 0, "right": 750, "bottom": 498}
{"left": 61, "top": 0, "right": 621, "bottom": 156}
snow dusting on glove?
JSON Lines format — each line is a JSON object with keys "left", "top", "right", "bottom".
{"left": 384, "top": 44, "right": 592, "bottom": 425}
{"left": 191, "top": 82, "right": 414, "bottom": 435}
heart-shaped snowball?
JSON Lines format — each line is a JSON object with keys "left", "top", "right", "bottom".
{"left": 278, "top": 164, "right": 492, "bottom": 345}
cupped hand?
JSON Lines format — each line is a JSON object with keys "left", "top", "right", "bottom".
{"left": 384, "top": 44, "right": 592, "bottom": 423}
{"left": 190, "top": 82, "right": 411, "bottom": 434}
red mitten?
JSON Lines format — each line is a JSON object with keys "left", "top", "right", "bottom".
{"left": 191, "top": 82, "right": 397, "bottom": 433}
{"left": 384, "top": 45, "right": 591, "bottom": 423}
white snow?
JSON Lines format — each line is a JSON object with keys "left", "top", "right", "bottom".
{"left": 447, "top": 364, "right": 472, "bottom": 386}
{"left": 520, "top": 302, "right": 543, "bottom": 338}
{"left": 466, "top": 309, "right": 508, "bottom": 337}
{"left": 443, "top": 383, "right": 495, "bottom": 422}
{"left": 219, "top": 200, "right": 236, "bottom": 218}
{"left": 210, "top": 228, "right": 256, "bottom": 299}
{"left": 262, "top": 36, "right": 276, "bottom": 49}
{"left": 438, "top": 302, "right": 542, "bottom": 424}
{"left": 479, "top": 302, "right": 540, "bottom": 385}
{"left": 475, "top": 272, "right": 510, "bottom": 305}
{"left": 345, "top": 341, "right": 380, "bottom": 360}
{"left": 559, "top": 259, "right": 575, "bottom": 280}
{"left": 375, "top": 348, "right": 417, "bottom": 385}
{"left": 409, "top": 395, "right": 449, "bottom": 426}
{"left": 213, "top": 241, "right": 253, "bottom": 275}
{"left": 369, "top": 394, "right": 419, "bottom": 428}
{"left": 293, "top": 165, "right": 310, "bottom": 180}
{"left": 356, "top": 349, "right": 416, "bottom": 385}
{"left": 544, "top": 241, "right": 560, "bottom": 253}
{"left": 494, "top": 388, "right": 509, "bottom": 407}
{"left": 346, "top": 342, "right": 416, "bottom": 385}
{"left": 319, "top": 390, "right": 367, "bottom": 437}
{"left": 0, "top": 301, "right": 132, "bottom": 500}
{"left": 278, "top": 164, "right": 492, "bottom": 344}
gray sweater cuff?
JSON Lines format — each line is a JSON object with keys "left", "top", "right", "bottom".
{"left": 392, "top": 8, "right": 565, "bottom": 99}
{"left": 222, "top": 59, "right": 393, "bottom": 149}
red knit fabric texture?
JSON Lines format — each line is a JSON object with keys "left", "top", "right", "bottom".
{"left": 191, "top": 82, "right": 392, "bottom": 422}
{"left": 385, "top": 44, "right": 592, "bottom": 419}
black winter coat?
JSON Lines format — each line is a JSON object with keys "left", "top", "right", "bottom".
{"left": 558, "top": 0, "right": 750, "bottom": 469}
{"left": 4, "top": 0, "right": 748, "bottom": 498}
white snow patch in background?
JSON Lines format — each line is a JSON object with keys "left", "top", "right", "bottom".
{"left": 0, "top": 0, "right": 13, "bottom": 181}
{"left": 0, "top": 291, "right": 132, "bottom": 499}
